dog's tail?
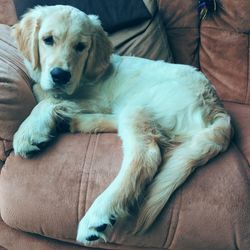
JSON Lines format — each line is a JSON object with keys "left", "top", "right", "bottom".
{"left": 134, "top": 111, "right": 232, "bottom": 234}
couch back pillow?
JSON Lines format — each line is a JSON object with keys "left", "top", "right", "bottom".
{"left": 13, "top": 0, "right": 151, "bottom": 34}
{"left": 13, "top": 0, "right": 173, "bottom": 62}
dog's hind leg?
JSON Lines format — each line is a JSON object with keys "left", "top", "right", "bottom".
{"left": 134, "top": 113, "right": 232, "bottom": 234}
{"left": 76, "top": 108, "right": 163, "bottom": 244}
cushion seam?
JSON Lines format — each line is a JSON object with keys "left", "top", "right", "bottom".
{"left": 0, "top": 57, "right": 32, "bottom": 91}
{"left": 165, "top": 191, "right": 182, "bottom": 248}
{"left": 245, "top": 35, "right": 249, "bottom": 103}
{"left": 232, "top": 142, "right": 250, "bottom": 167}
{"left": 155, "top": 14, "right": 173, "bottom": 62}
{"left": 76, "top": 135, "right": 91, "bottom": 224}
{"left": 84, "top": 134, "right": 99, "bottom": 215}
{"left": 166, "top": 27, "right": 199, "bottom": 30}
{"left": 201, "top": 26, "right": 249, "bottom": 35}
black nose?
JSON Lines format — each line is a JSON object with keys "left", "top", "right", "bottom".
{"left": 50, "top": 68, "right": 71, "bottom": 85}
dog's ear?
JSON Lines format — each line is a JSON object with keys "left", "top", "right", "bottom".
{"left": 12, "top": 9, "right": 41, "bottom": 70}
{"left": 85, "top": 15, "right": 113, "bottom": 80}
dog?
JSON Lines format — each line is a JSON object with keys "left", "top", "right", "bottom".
{"left": 12, "top": 5, "right": 232, "bottom": 245}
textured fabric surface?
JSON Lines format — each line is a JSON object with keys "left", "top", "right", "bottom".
{"left": 200, "top": 0, "right": 250, "bottom": 104}
{"left": 0, "top": 0, "right": 17, "bottom": 25}
{"left": 0, "top": 25, "right": 36, "bottom": 161}
{"left": 158, "top": 0, "right": 200, "bottom": 67}
{"left": 0, "top": 217, "right": 97, "bottom": 250}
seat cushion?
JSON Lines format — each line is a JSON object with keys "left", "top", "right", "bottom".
{"left": 0, "top": 132, "right": 249, "bottom": 249}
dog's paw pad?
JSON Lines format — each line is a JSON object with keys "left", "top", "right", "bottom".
{"left": 95, "top": 224, "right": 107, "bottom": 232}
{"left": 13, "top": 130, "right": 52, "bottom": 158}
{"left": 86, "top": 235, "right": 100, "bottom": 241}
{"left": 77, "top": 214, "right": 117, "bottom": 245}
{"left": 15, "top": 144, "right": 40, "bottom": 158}
{"left": 32, "top": 140, "right": 49, "bottom": 148}
{"left": 25, "top": 149, "right": 40, "bottom": 158}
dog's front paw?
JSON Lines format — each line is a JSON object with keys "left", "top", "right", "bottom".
{"left": 13, "top": 123, "right": 53, "bottom": 158}
{"left": 76, "top": 198, "right": 116, "bottom": 245}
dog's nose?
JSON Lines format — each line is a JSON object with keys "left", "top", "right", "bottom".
{"left": 50, "top": 68, "right": 71, "bottom": 85}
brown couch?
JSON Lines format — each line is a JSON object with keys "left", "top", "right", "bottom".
{"left": 0, "top": 0, "right": 249, "bottom": 249}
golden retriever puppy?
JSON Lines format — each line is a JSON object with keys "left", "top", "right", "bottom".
{"left": 12, "top": 5, "right": 232, "bottom": 245}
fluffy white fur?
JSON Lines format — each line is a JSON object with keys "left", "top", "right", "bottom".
{"left": 12, "top": 5, "right": 232, "bottom": 245}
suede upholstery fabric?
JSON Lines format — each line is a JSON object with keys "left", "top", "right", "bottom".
{"left": 200, "top": 0, "right": 250, "bottom": 104}
{"left": 0, "top": 217, "right": 93, "bottom": 250}
{"left": 158, "top": 0, "right": 200, "bottom": 67}
{"left": 0, "top": 0, "right": 250, "bottom": 249}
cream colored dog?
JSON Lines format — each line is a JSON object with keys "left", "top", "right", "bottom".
{"left": 12, "top": 5, "right": 232, "bottom": 245}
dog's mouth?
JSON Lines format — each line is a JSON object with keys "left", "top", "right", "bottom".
{"left": 51, "top": 82, "right": 69, "bottom": 91}
{"left": 52, "top": 82, "right": 70, "bottom": 89}
{"left": 48, "top": 80, "right": 77, "bottom": 97}
{"left": 49, "top": 86, "right": 71, "bottom": 99}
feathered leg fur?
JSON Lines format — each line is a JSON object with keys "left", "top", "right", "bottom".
{"left": 134, "top": 112, "right": 232, "bottom": 233}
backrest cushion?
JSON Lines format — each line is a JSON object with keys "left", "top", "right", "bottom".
{"left": 13, "top": 0, "right": 173, "bottom": 62}
{"left": 14, "top": 0, "right": 151, "bottom": 34}
{"left": 110, "top": 0, "right": 173, "bottom": 61}
{"left": 158, "top": 0, "right": 200, "bottom": 67}
{"left": 200, "top": 0, "right": 250, "bottom": 104}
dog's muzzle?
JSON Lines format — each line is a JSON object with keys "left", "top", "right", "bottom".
{"left": 50, "top": 67, "right": 71, "bottom": 85}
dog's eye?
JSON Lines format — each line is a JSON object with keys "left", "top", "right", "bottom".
{"left": 75, "top": 42, "right": 85, "bottom": 52}
{"left": 43, "top": 36, "right": 54, "bottom": 46}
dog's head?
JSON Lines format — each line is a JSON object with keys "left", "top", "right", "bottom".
{"left": 12, "top": 5, "right": 112, "bottom": 95}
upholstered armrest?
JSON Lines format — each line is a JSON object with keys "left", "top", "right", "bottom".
{"left": 0, "top": 0, "right": 17, "bottom": 25}
{"left": 0, "top": 24, "right": 36, "bottom": 162}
